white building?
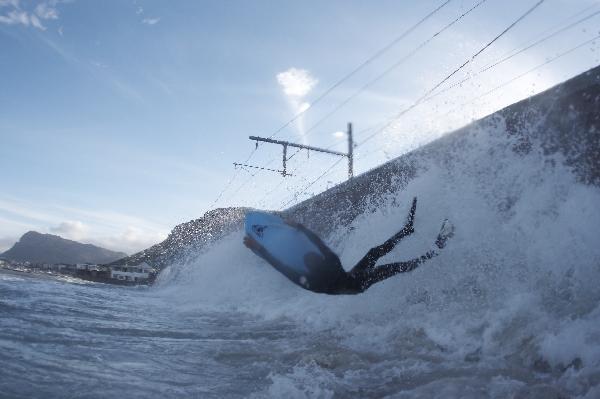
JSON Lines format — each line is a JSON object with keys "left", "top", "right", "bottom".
{"left": 110, "top": 262, "right": 153, "bottom": 283}
{"left": 76, "top": 263, "right": 96, "bottom": 271}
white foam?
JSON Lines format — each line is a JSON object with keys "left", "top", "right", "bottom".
{"left": 156, "top": 113, "right": 600, "bottom": 396}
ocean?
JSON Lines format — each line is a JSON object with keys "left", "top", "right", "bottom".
{"left": 2, "top": 89, "right": 600, "bottom": 397}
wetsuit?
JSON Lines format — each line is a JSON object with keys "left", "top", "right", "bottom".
{"left": 246, "top": 197, "right": 451, "bottom": 295}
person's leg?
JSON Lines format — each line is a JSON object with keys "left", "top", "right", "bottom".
{"left": 358, "top": 250, "right": 437, "bottom": 291}
{"left": 355, "top": 219, "right": 455, "bottom": 291}
{"left": 351, "top": 197, "right": 417, "bottom": 273}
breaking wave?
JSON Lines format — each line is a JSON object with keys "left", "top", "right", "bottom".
{"left": 156, "top": 112, "right": 600, "bottom": 397}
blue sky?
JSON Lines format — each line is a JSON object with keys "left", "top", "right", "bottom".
{"left": 1, "top": 0, "right": 599, "bottom": 253}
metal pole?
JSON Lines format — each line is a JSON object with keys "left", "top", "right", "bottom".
{"left": 244, "top": 131, "right": 352, "bottom": 180}
{"left": 347, "top": 122, "right": 353, "bottom": 179}
{"left": 282, "top": 143, "right": 288, "bottom": 177}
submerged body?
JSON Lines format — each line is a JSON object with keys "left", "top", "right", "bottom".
{"left": 244, "top": 197, "right": 453, "bottom": 295}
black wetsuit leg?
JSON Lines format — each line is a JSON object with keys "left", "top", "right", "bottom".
{"left": 350, "top": 197, "right": 417, "bottom": 273}
{"left": 355, "top": 250, "right": 437, "bottom": 291}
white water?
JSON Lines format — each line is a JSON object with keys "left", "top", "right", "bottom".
{"left": 152, "top": 115, "right": 600, "bottom": 397}
{"left": 2, "top": 114, "right": 599, "bottom": 397}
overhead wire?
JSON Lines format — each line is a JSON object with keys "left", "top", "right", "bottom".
{"left": 357, "top": 0, "right": 546, "bottom": 148}
{"left": 216, "top": 0, "right": 589, "bottom": 211}
{"left": 355, "top": 33, "right": 600, "bottom": 164}
{"left": 237, "top": 147, "right": 307, "bottom": 209}
{"left": 256, "top": 121, "right": 386, "bottom": 208}
{"left": 265, "top": 0, "right": 454, "bottom": 141}
{"left": 301, "top": 0, "right": 489, "bottom": 141}
{"left": 211, "top": 0, "right": 455, "bottom": 209}
{"left": 208, "top": 147, "right": 257, "bottom": 209}
{"left": 351, "top": 4, "right": 600, "bottom": 160}
{"left": 485, "top": 2, "right": 599, "bottom": 64}
{"left": 421, "top": 7, "right": 600, "bottom": 102}
{"left": 280, "top": 157, "right": 347, "bottom": 209}
{"left": 449, "top": 34, "right": 600, "bottom": 114}
{"left": 279, "top": 0, "right": 548, "bottom": 208}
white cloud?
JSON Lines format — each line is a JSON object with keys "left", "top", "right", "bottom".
{"left": 276, "top": 68, "right": 318, "bottom": 143}
{"left": 0, "top": 0, "right": 63, "bottom": 30}
{"left": 47, "top": 221, "right": 167, "bottom": 254}
{"left": 50, "top": 222, "right": 166, "bottom": 254}
{"left": 0, "top": 196, "right": 170, "bottom": 255}
{"left": 35, "top": 2, "right": 58, "bottom": 20}
{"left": 50, "top": 220, "right": 89, "bottom": 241}
{"left": 95, "top": 226, "right": 167, "bottom": 254}
{"left": 0, "top": 10, "right": 29, "bottom": 26}
{"left": 333, "top": 131, "right": 345, "bottom": 138}
{"left": 29, "top": 13, "right": 44, "bottom": 29}
{"left": 276, "top": 68, "right": 318, "bottom": 97}
{"left": 142, "top": 17, "right": 160, "bottom": 25}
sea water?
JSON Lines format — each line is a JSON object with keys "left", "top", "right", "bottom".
{"left": 2, "top": 117, "right": 600, "bottom": 398}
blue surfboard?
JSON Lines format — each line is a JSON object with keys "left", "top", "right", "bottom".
{"left": 244, "top": 211, "right": 324, "bottom": 275}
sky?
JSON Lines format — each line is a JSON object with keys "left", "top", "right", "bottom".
{"left": 1, "top": 0, "right": 599, "bottom": 254}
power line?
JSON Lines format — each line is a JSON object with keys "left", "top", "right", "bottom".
{"left": 281, "top": 122, "right": 397, "bottom": 208}
{"left": 260, "top": 123, "right": 382, "bottom": 208}
{"left": 279, "top": 0, "right": 548, "bottom": 203}
{"left": 209, "top": 147, "right": 257, "bottom": 209}
{"left": 487, "top": 2, "right": 598, "bottom": 63}
{"left": 273, "top": 123, "right": 387, "bottom": 208}
{"left": 454, "top": 34, "right": 600, "bottom": 111}
{"left": 280, "top": 156, "right": 346, "bottom": 209}
{"left": 317, "top": 121, "right": 387, "bottom": 153}
{"left": 422, "top": 8, "right": 600, "bottom": 102}
{"left": 210, "top": 1, "right": 454, "bottom": 209}
{"left": 301, "top": 0, "right": 489, "bottom": 140}
{"left": 250, "top": 0, "right": 454, "bottom": 177}
{"left": 266, "top": 0, "right": 454, "bottom": 141}
{"left": 280, "top": 3, "right": 597, "bottom": 208}
{"left": 355, "top": 33, "right": 600, "bottom": 164}
{"left": 256, "top": 159, "right": 305, "bottom": 208}
{"left": 226, "top": 157, "right": 279, "bottom": 202}
{"left": 351, "top": 5, "right": 600, "bottom": 157}
{"left": 357, "top": 0, "right": 546, "bottom": 147}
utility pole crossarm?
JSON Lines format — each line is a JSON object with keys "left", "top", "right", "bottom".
{"left": 249, "top": 136, "right": 347, "bottom": 157}
{"left": 240, "top": 122, "right": 353, "bottom": 179}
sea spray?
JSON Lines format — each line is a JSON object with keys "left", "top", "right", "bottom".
{"left": 155, "top": 93, "right": 600, "bottom": 397}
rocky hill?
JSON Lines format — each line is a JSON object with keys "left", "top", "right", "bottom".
{"left": 1, "top": 231, "right": 127, "bottom": 264}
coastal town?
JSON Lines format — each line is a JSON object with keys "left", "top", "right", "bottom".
{"left": 0, "top": 258, "right": 157, "bottom": 285}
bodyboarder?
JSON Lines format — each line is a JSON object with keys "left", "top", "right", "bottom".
{"left": 243, "top": 197, "right": 454, "bottom": 295}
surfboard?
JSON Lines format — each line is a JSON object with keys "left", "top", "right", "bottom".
{"left": 244, "top": 211, "right": 324, "bottom": 275}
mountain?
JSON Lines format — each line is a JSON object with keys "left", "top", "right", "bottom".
{"left": 1, "top": 231, "right": 128, "bottom": 264}
{"left": 112, "top": 65, "right": 600, "bottom": 272}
